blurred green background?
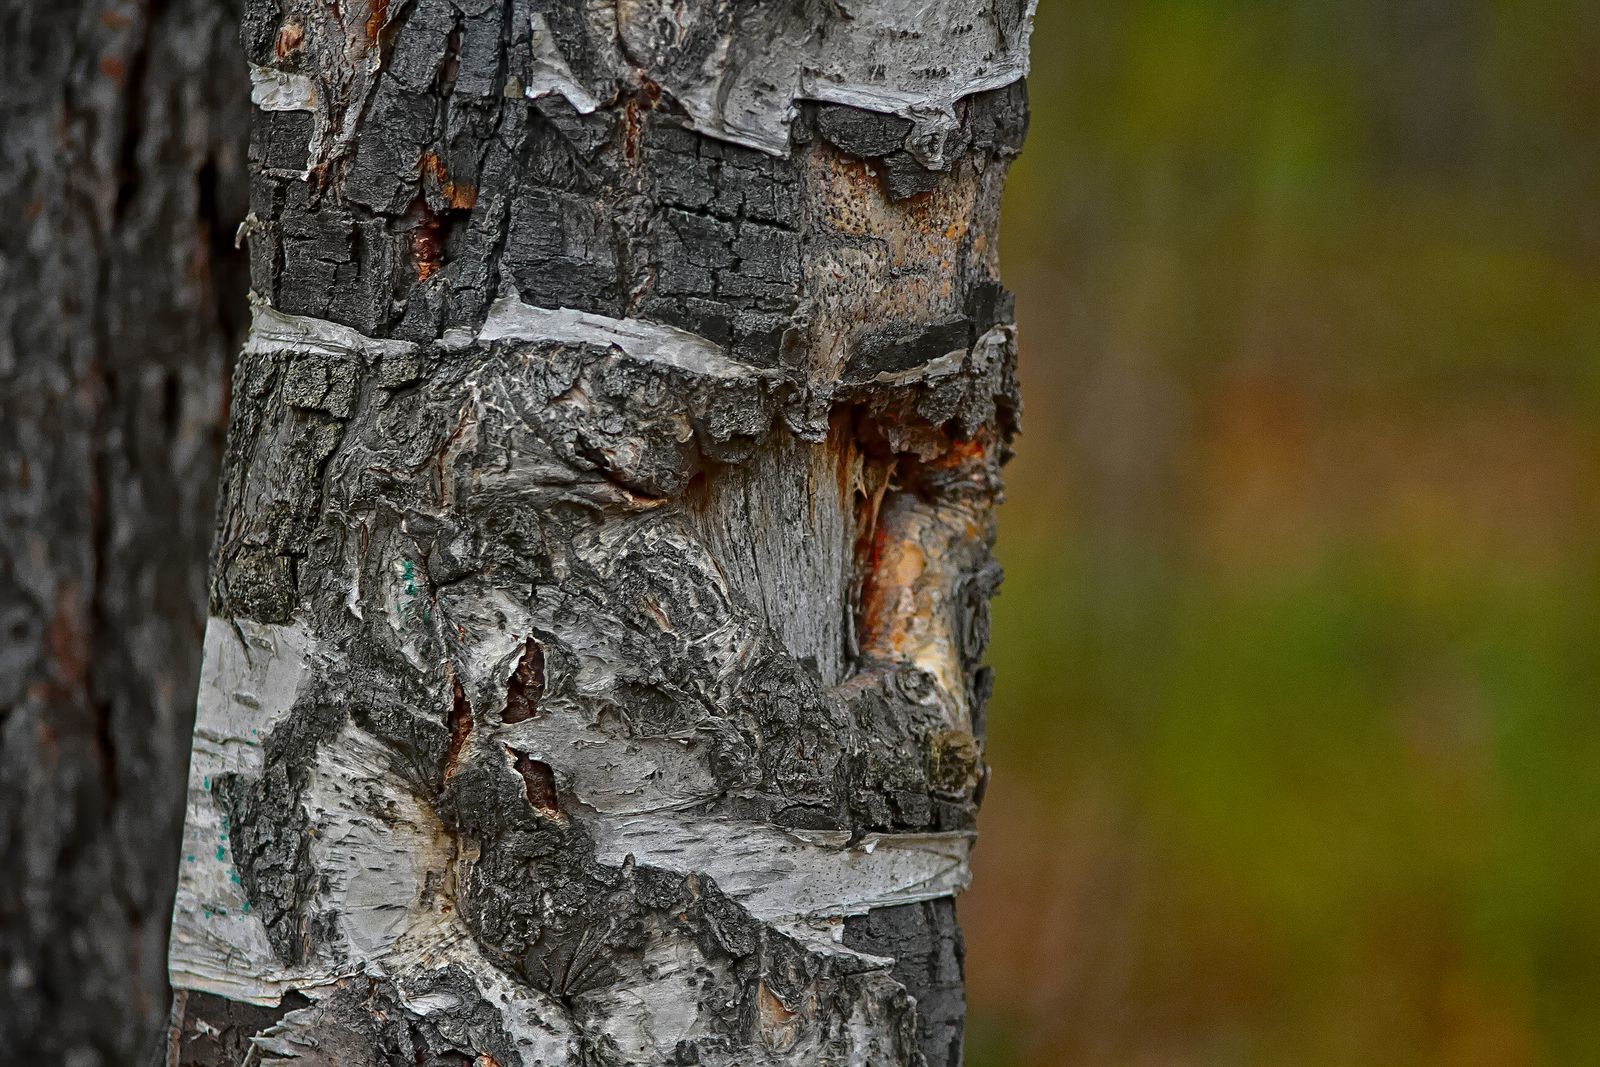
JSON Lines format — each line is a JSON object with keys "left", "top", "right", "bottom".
{"left": 963, "top": 1, "right": 1600, "bottom": 1063}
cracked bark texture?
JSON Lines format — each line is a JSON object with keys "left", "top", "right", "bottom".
{"left": 164, "top": 2, "right": 1033, "bottom": 1064}
{"left": 0, "top": 0, "right": 250, "bottom": 1062}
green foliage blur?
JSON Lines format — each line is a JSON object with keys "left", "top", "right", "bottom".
{"left": 965, "top": 2, "right": 1600, "bottom": 1063}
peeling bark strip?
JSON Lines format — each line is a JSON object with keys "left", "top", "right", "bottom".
{"left": 167, "top": 2, "right": 1031, "bottom": 1064}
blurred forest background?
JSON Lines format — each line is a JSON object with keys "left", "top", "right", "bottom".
{"left": 964, "top": 1, "right": 1600, "bottom": 1064}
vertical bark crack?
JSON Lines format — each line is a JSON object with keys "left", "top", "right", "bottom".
{"left": 500, "top": 637, "right": 545, "bottom": 724}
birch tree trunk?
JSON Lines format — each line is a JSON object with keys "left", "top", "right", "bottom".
{"left": 0, "top": 0, "right": 248, "bottom": 1062}
{"left": 164, "top": 2, "right": 1033, "bottom": 1064}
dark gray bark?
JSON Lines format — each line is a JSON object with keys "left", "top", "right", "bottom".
{"left": 162, "top": 2, "right": 1032, "bottom": 1064}
{"left": 0, "top": 0, "right": 250, "bottom": 1062}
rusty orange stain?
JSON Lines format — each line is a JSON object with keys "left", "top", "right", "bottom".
{"left": 934, "top": 434, "right": 990, "bottom": 467}
{"left": 275, "top": 19, "right": 305, "bottom": 59}
{"left": 622, "top": 98, "right": 644, "bottom": 165}
{"left": 850, "top": 429, "right": 999, "bottom": 696}
{"left": 758, "top": 980, "right": 796, "bottom": 1024}
{"left": 364, "top": 0, "right": 389, "bottom": 43}
{"left": 410, "top": 205, "right": 444, "bottom": 281}
{"left": 422, "top": 152, "right": 477, "bottom": 211}
{"left": 98, "top": 55, "right": 126, "bottom": 83}
{"left": 620, "top": 82, "right": 664, "bottom": 167}
{"left": 411, "top": 231, "right": 442, "bottom": 280}
{"left": 858, "top": 519, "right": 926, "bottom": 658}
{"left": 617, "top": 80, "right": 656, "bottom": 163}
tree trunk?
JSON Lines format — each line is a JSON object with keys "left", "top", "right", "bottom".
{"left": 163, "top": 2, "right": 1032, "bottom": 1064}
{"left": 0, "top": 0, "right": 250, "bottom": 1063}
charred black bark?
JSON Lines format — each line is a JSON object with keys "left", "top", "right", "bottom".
{"left": 0, "top": 0, "right": 250, "bottom": 1063}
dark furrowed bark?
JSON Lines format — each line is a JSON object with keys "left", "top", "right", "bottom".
{"left": 0, "top": 0, "right": 250, "bottom": 1062}
{"left": 165, "top": 2, "right": 1033, "bottom": 1064}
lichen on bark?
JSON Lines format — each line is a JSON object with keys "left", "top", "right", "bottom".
{"left": 165, "top": 1, "right": 1034, "bottom": 1064}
